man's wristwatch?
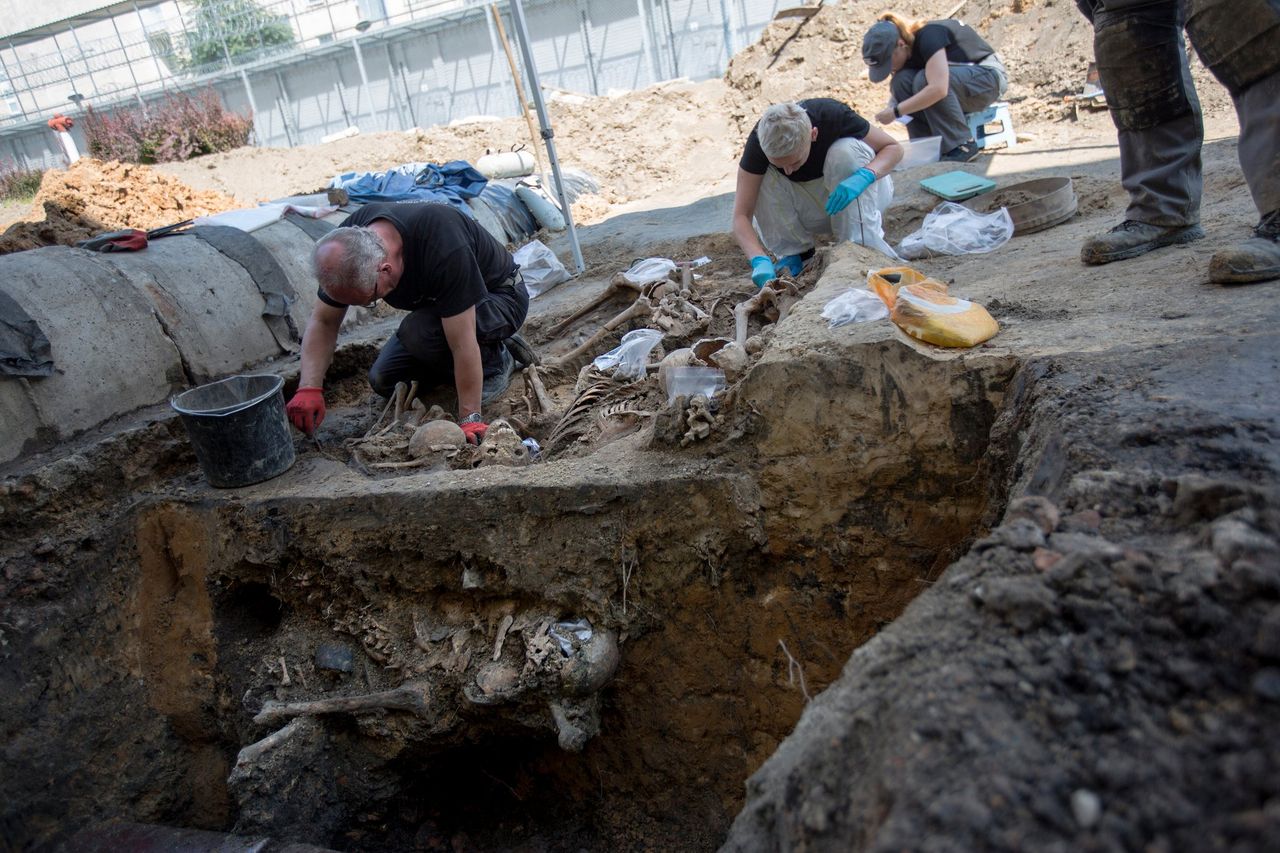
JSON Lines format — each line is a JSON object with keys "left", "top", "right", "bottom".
{"left": 460, "top": 413, "right": 484, "bottom": 425}
{"left": 893, "top": 104, "right": 901, "bottom": 118}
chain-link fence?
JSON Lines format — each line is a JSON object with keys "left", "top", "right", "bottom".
{"left": 2, "top": 0, "right": 782, "bottom": 168}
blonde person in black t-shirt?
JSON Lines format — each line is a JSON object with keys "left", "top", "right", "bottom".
{"left": 861, "top": 12, "right": 1008, "bottom": 163}
{"left": 733, "top": 99, "right": 903, "bottom": 287}
{"left": 285, "top": 202, "right": 537, "bottom": 445}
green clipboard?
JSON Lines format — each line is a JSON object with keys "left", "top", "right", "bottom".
{"left": 919, "top": 170, "right": 997, "bottom": 201}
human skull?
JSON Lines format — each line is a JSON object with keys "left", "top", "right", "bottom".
{"left": 477, "top": 418, "right": 530, "bottom": 467}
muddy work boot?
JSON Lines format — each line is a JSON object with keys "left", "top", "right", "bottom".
{"left": 504, "top": 332, "right": 540, "bottom": 367}
{"left": 1209, "top": 210, "right": 1280, "bottom": 284}
{"left": 1081, "top": 220, "right": 1205, "bottom": 265}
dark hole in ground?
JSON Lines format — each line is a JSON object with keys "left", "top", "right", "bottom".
{"left": 215, "top": 581, "right": 285, "bottom": 641}
{"left": 339, "top": 736, "right": 603, "bottom": 852}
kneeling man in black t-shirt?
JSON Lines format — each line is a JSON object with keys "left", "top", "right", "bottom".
{"left": 732, "top": 99, "right": 903, "bottom": 288}
{"left": 285, "top": 202, "right": 534, "bottom": 445}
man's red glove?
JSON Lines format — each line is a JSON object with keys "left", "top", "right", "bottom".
{"left": 461, "top": 421, "right": 488, "bottom": 445}
{"left": 286, "top": 387, "right": 325, "bottom": 435}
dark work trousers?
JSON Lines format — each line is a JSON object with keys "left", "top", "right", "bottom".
{"left": 1078, "top": 0, "right": 1280, "bottom": 226}
{"left": 367, "top": 271, "right": 529, "bottom": 398}
{"left": 890, "top": 63, "right": 1004, "bottom": 151}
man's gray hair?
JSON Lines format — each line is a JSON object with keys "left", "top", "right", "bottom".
{"left": 312, "top": 226, "right": 385, "bottom": 300}
{"left": 758, "top": 102, "right": 813, "bottom": 159}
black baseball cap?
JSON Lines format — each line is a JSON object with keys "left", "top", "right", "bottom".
{"left": 862, "top": 21, "right": 899, "bottom": 83}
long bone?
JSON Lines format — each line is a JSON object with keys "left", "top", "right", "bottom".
{"left": 546, "top": 297, "right": 653, "bottom": 367}
{"left": 253, "top": 681, "right": 434, "bottom": 726}
{"left": 524, "top": 365, "right": 556, "bottom": 414}
{"left": 546, "top": 277, "right": 664, "bottom": 339}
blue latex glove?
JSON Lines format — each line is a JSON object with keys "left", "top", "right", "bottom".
{"left": 750, "top": 255, "right": 776, "bottom": 288}
{"left": 825, "top": 167, "right": 877, "bottom": 216}
{"left": 777, "top": 254, "right": 805, "bottom": 277}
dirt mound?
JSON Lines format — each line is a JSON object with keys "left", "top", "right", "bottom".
{"left": 0, "top": 159, "right": 240, "bottom": 255}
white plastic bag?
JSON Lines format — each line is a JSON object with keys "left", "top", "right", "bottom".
{"left": 821, "top": 289, "right": 890, "bottom": 327}
{"left": 513, "top": 239, "right": 571, "bottom": 298}
{"left": 898, "top": 202, "right": 1014, "bottom": 259}
{"left": 591, "top": 328, "right": 664, "bottom": 380}
{"left": 620, "top": 257, "right": 677, "bottom": 284}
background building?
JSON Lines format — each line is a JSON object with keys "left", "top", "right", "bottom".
{"left": 1, "top": 0, "right": 782, "bottom": 168}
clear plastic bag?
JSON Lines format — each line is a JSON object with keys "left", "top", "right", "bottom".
{"left": 821, "top": 288, "right": 890, "bottom": 327}
{"left": 592, "top": 328, "right": 664, "bottom": 380}
{"left": 512, "top": 239, "right": 571, "bottom": 297}
{"left": 898, "top": 202, "right": 1014, "bottom": 259}
{"left": 620, "top": 257, "right": 677, "bottom": 284}
{"left": 546, "top": 167, "right": 601, "bottom": 205}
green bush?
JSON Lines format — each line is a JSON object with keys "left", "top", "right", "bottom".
{"left": 82, "top": 89, "right": 254, "bottom": 164}
{"left": 0, "top": 161, "right": 44, "bottom": 201}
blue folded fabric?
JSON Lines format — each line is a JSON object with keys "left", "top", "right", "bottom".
{"left": 329, "top": 160, "right": 489, "bottom": 211}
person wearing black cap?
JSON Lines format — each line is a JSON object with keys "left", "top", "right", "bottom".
{"left": 861, "top": 12, "right": 1008, "bottom": 163}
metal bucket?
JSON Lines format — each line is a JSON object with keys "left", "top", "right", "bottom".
{"left": 171, "top": 374, "right": 295, "bottom": 488}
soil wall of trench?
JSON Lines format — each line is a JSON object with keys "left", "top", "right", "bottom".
{"left": 1, "top": 244, "right": 1021, "bottom": 851}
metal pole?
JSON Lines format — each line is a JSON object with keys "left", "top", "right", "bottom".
{"left": 67, "top": 25, "right": 103, "bottom": 99}
{"left": 507, "top": 0, "right": 585, "bottom": 274}
{"left": 351, "top": 37, "right": 375, "bottom": 128}
{"left": 332, "top": 59, "right": 352, "bottom": 127}
{"left": 109, "top": 16, "right": 147, "bottom": 114}
{"left": 394, "top": 45, "right": 418, "bottom": 127}
{"left": 324, "top": 0, "right": 339, "bottom": 43}
{"left": 0, "top": 45, "right": 31, "bottom": 120}
{"left": 6, "top": 41, "right": 38, "bottom": 115}
{"left": 52, "top": 34, "right": 82, "bottom": 100}
{"left": 718, "top": 0, "right": 735, "bottom": 63}
{"left": 385, "top": 43, "right": 408, "bottom": 129}
{"left": 239, "top": 72, "right": 264, "bottom": 141}
{"left": 132, "top": 2, "right": 169, "bottom": 86}
{"left": 274, "top": 71, "right": 296, "bottom": 145}
{"left": 577, "top": 2, "right": 599, "bottom": 96}
{"left": 8, "top": 138, "right": 28, "bottom": 171}
{"left": 483, "top": 5, "right": 520, "bottom": 116}
{"left": 660, "top": 0, "right": 680, "bottom": 78}
{"left": 632, "top": 0, "right": 659, "bottom": 85}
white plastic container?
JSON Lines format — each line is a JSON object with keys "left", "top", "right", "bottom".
{"left": 477, "top": 149, "right": 536, "bottom": 179}
{"left": 893, "top": 136, "right": 942, "bottom": 171}
{"left": 516, "top": 184, "right": 566, "bottom": 231}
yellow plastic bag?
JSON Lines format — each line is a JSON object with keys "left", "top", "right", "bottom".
{"left": 868, "top": 266, "right": 998, "bottom": 348}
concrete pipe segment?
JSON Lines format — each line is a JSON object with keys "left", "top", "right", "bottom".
{"left": 0, "top": 211, "right": 345, "bottom": 465}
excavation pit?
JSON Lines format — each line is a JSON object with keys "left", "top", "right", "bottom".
{"left": 1, "top": 243, "right": 1018, "bottom": 851}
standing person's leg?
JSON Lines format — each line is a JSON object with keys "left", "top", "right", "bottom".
{"left": 891, "top": 70, "right": 934, "bottom": 140}
{"left": 920, "top": 64, "right": 1002, "bottom": 159}
{"left": 753, "top": 169, "right": 828, "bottom": 259}
{"left": 1078, "top": 0, "right": 1206, "bottom": 265}
{"left": 1185, "top": 0, "right": 1280, "bottom": 283}
{"left": 823, "top": 137, "right": 898, "bottom": 258}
